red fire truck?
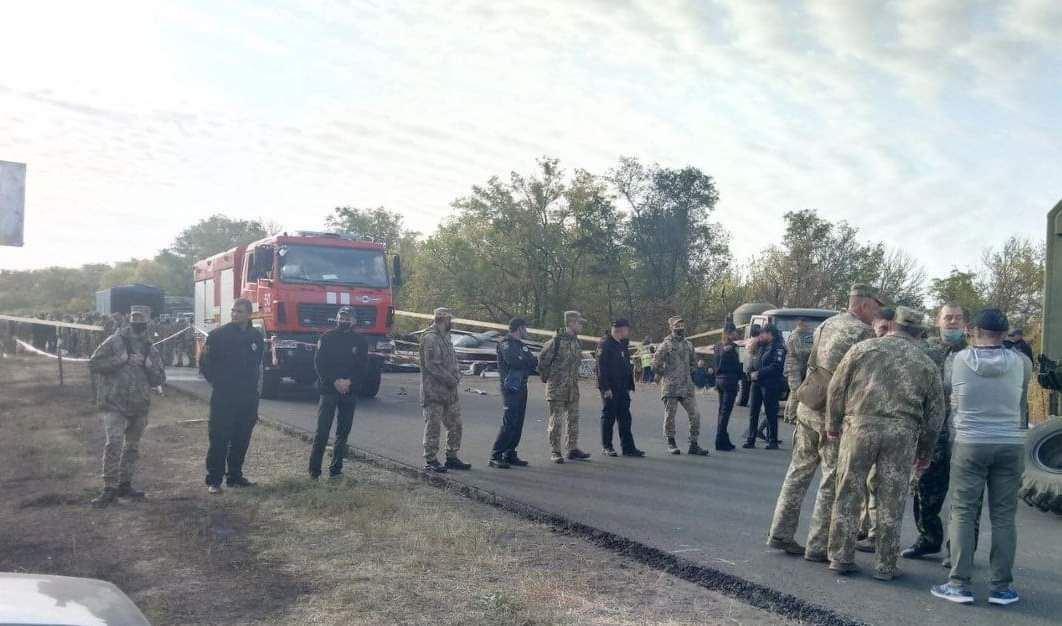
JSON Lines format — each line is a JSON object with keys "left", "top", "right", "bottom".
{"left": 193, "top": 231, "right": 401, "bottom": 398}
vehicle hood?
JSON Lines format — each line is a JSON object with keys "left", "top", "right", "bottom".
{"left": 0, "top": 573, "right": 150, "bottom": 626}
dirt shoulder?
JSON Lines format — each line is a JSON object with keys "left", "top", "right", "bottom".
{"left": 0, "top": 355, "right": 789, "bottom": 625}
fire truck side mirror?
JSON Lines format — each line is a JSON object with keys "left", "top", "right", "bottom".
{"left": 392, "top": 255, "right": 403, "bottom": 287}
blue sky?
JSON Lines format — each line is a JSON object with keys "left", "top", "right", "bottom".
{"left": 1, "top": 0, "right": 1059, "bottom": 277}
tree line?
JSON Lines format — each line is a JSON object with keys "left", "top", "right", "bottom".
{"left": 0, "top": 156, "right": 1046, "bottom": 340}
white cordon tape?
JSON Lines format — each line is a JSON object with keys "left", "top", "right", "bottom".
{"left": 15, "top": 339, "right": 91, "bottom": 362}
{"left": 151, "top": 326, "right": 193, "bottom": 346}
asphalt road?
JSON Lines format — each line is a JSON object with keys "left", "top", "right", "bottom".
{"left": 167, "top": 369, "right": 1061, "bottom": 626}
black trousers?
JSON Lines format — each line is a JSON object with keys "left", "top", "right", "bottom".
{"left": 747, "top": 384, "right": 780, "bottom": 445}
{"left": 600, "top": 390, "right": 636, "bottom": 453}
{"left": 491, "top": 387, "right": 528, "bottom": 459}
{"left": 309, "top": 393, "right": 356, "bottom": 477}
{"left": 738, "top": 373, "right": 752, "bottom": 406}
{"left": 206, "top": 397, "right": 258, "bottom": 486}
{"left": 715, "top": 384, "right": 738, "bottom": 445}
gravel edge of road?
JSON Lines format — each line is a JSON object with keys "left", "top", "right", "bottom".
{"left": 167, "top": 384, "right": 864, "bottom": 626}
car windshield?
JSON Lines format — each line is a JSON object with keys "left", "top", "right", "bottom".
{"left": 772, "top": 316, "right": 827, "bottom": 340}
{"left": 278, "top": 245, "right": 389, "bottom": 288}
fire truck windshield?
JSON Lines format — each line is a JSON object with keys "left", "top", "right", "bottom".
{"left": 278, "top": 245, "right": 389, "bottom": 288}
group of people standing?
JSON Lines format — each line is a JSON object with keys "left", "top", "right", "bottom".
{"left": 82, "top": 293, "right": 1034, "bottom": 608}
{"left": 765, "top": 285, "right": 1032, "bottom": 607}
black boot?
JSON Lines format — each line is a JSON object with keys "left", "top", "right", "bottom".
{"left": 444, "top": 456, "right": 471, "bottom": 470}
{"left": 687, "top": 442, "right": 710, "bottom": 456}
{"left": 91, "top": 488, "right": 117, "bottom": 508}
{"left": 116, "top": 483, "right": 145, "bottom": 499}
{"left": 667, "top": 437, "right": 681, "bottom": 455}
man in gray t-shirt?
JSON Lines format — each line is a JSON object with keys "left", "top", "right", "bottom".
{"left": 931, "top": 309, "right": 1031, "bottom": 607}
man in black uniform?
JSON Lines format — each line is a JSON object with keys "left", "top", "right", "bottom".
{"left": 309, "top": 307, "right": 368, "bottom": 479}
{"left": 745, "top": 324, "right": 786, "bottom": 450}
{"left": 713, "top": 322, "right": 742, "bottom": 451}
{"left": 489, "top": 318, "right": 539, "bottom": 468}
{"left": 200, "top": 298, "right": 264, "bottom": 494}
{"left": 598, "top": 319, "right": 643, "bottom": 457}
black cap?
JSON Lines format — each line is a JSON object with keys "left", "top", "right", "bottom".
{"left": 971, "top": 308, "right": 1009, "bottom": 332}
{"left": 724, "top": 321, "right": 737, "bottom": 333}
{"left": 509, "top": 317, "right": 529, "bottom": 332}
{"left": 612, "top": 318, "right": 631, "bottom": 328}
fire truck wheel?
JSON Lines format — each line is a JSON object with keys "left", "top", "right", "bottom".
{"left": 357, "top": 362, "right": 382, "bottom": 399}
{"left": 260, "top": 368, "right": 281, "bottom": 400}
{"left": 1019, "top": 417, "right": 1062, "bottom": 515}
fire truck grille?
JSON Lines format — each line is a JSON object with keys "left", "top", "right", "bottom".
{"left": 298, "top": 304, "right": 377, "bottom": 328}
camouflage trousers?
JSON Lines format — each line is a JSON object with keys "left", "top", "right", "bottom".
{"left": 767, "top": 405, "right": 839, "bottom": 555}
{"left": 858, "top": 465, "right": 879, "bottom": 540}
{"left": 547, "top": 398, "right": 580, "bottom": 454}
{"left": 101, "top": 411, "right": 148, "bottom": 489}
{"left": 911, "top": 431, "right": 950, "bottom": 551}
{"left": 662, "top": 395, "right": 701, "bottom": 443}
{"left": 423, "top": 400, "right": 462, "bottom": 461}
{"left": 782, "top": 374, "right": 802, "bottom": 424}
{"left": 828, "top": 419, "right": 917, "bottom": 575}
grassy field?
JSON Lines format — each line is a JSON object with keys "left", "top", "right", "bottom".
{"left": 0, "top": 355, "right": 787, "bottom": 625}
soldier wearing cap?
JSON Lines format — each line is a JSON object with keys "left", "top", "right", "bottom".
{"left": 767, "top": 283, "right": 881, "bottom": 560}
{"left": 419, "top": 307, "right": 470, "bottom": 472}
{"left": 308, "top": 306, "right": 368, "bottom": 479}
{"left": 199, "top": 298, "right": 265, "bottom": 493}
{"left": 538, "top": 310, "right": 591, "bottom": 463}
{"left": 653, "top": 316, "right": 709, "bottom": 456}
{"left": 88, "top": 305, "right": 166, "bottom": 507}
{"left": 597, "top": 319, "right": 643, "bottom": 456}
{"left": 825, "top": 306, "right": 945, "bottom": 579}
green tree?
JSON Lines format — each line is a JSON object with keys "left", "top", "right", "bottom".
{"left": 980, "top": 236, "right": 1045, "bottom": 326}
{"left": 929, "top": 270, "right": 986, "bottom": 315}
{"left": 608, "top": 156, "right": 729, "bottom": 333}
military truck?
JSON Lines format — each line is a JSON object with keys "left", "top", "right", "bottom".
{"left": 1019, "top": 198, "right": 1062, "bottom": 516}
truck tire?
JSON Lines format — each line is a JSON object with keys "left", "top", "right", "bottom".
{"left": 260, "top": 367, "right": 281, "bottom": 400}
{"left": 1019, "top": 417, "right": 1062, "bottom": 515}
{"left": 357, "top": 360, "right": 382, "bottom": 399}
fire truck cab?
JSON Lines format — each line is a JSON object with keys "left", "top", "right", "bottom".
{"left": 193, "top": 231, "right": 400, "bottom": 398}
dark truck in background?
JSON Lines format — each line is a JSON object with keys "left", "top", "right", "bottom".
{"left": 95, "top": 284, "right": 165, "bottom": 319}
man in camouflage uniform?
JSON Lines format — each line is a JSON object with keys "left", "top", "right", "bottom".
{"left": 767, "top": 284, "right": 881, "bottom": 560}
{"left": 103, "top": 311, "right": 125, "bottom": 337}
{"left": 902, "top": 303, "right": 970, "bottom": 561}
{"left": 87, "top": 306, "right": 166, "bottom": 507}
{"left": 783, "top": 318, "right": 814, "bottom": 424}
{"left": 825, "top": 307, "right": 945, "bottom": 579}
{"left": 653, "top": 316, "right": 710, "bottom": 456}
{"left": 175, "top": 317, "right": 195, "bottom": 367}
{"left": 538, "top": 310, "right": 591, "bottom": 463}
{"left": 419, "top": 308, "right": 468, "bottom": 473}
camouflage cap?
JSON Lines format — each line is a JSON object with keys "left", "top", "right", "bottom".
{"left": 433, "top": 307, "right": 452, "bottom": 319}
{"left": 564, "top": 310, "right": 587, "bottom": 323}
{"left": 893, "top": 306, "right": 928, "bottom": 328}
{"left": 850, "top": 283, "right": 890, "bottom": 306}
{"left": 668, "top": 316, "right": 685, "bottom": 328}
{"left": 129, "top": 305, "right": 151, "bottom": 321}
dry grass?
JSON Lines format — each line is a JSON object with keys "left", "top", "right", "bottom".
{"left": 0, "top": 355, "right": 787, "bottom": 625}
